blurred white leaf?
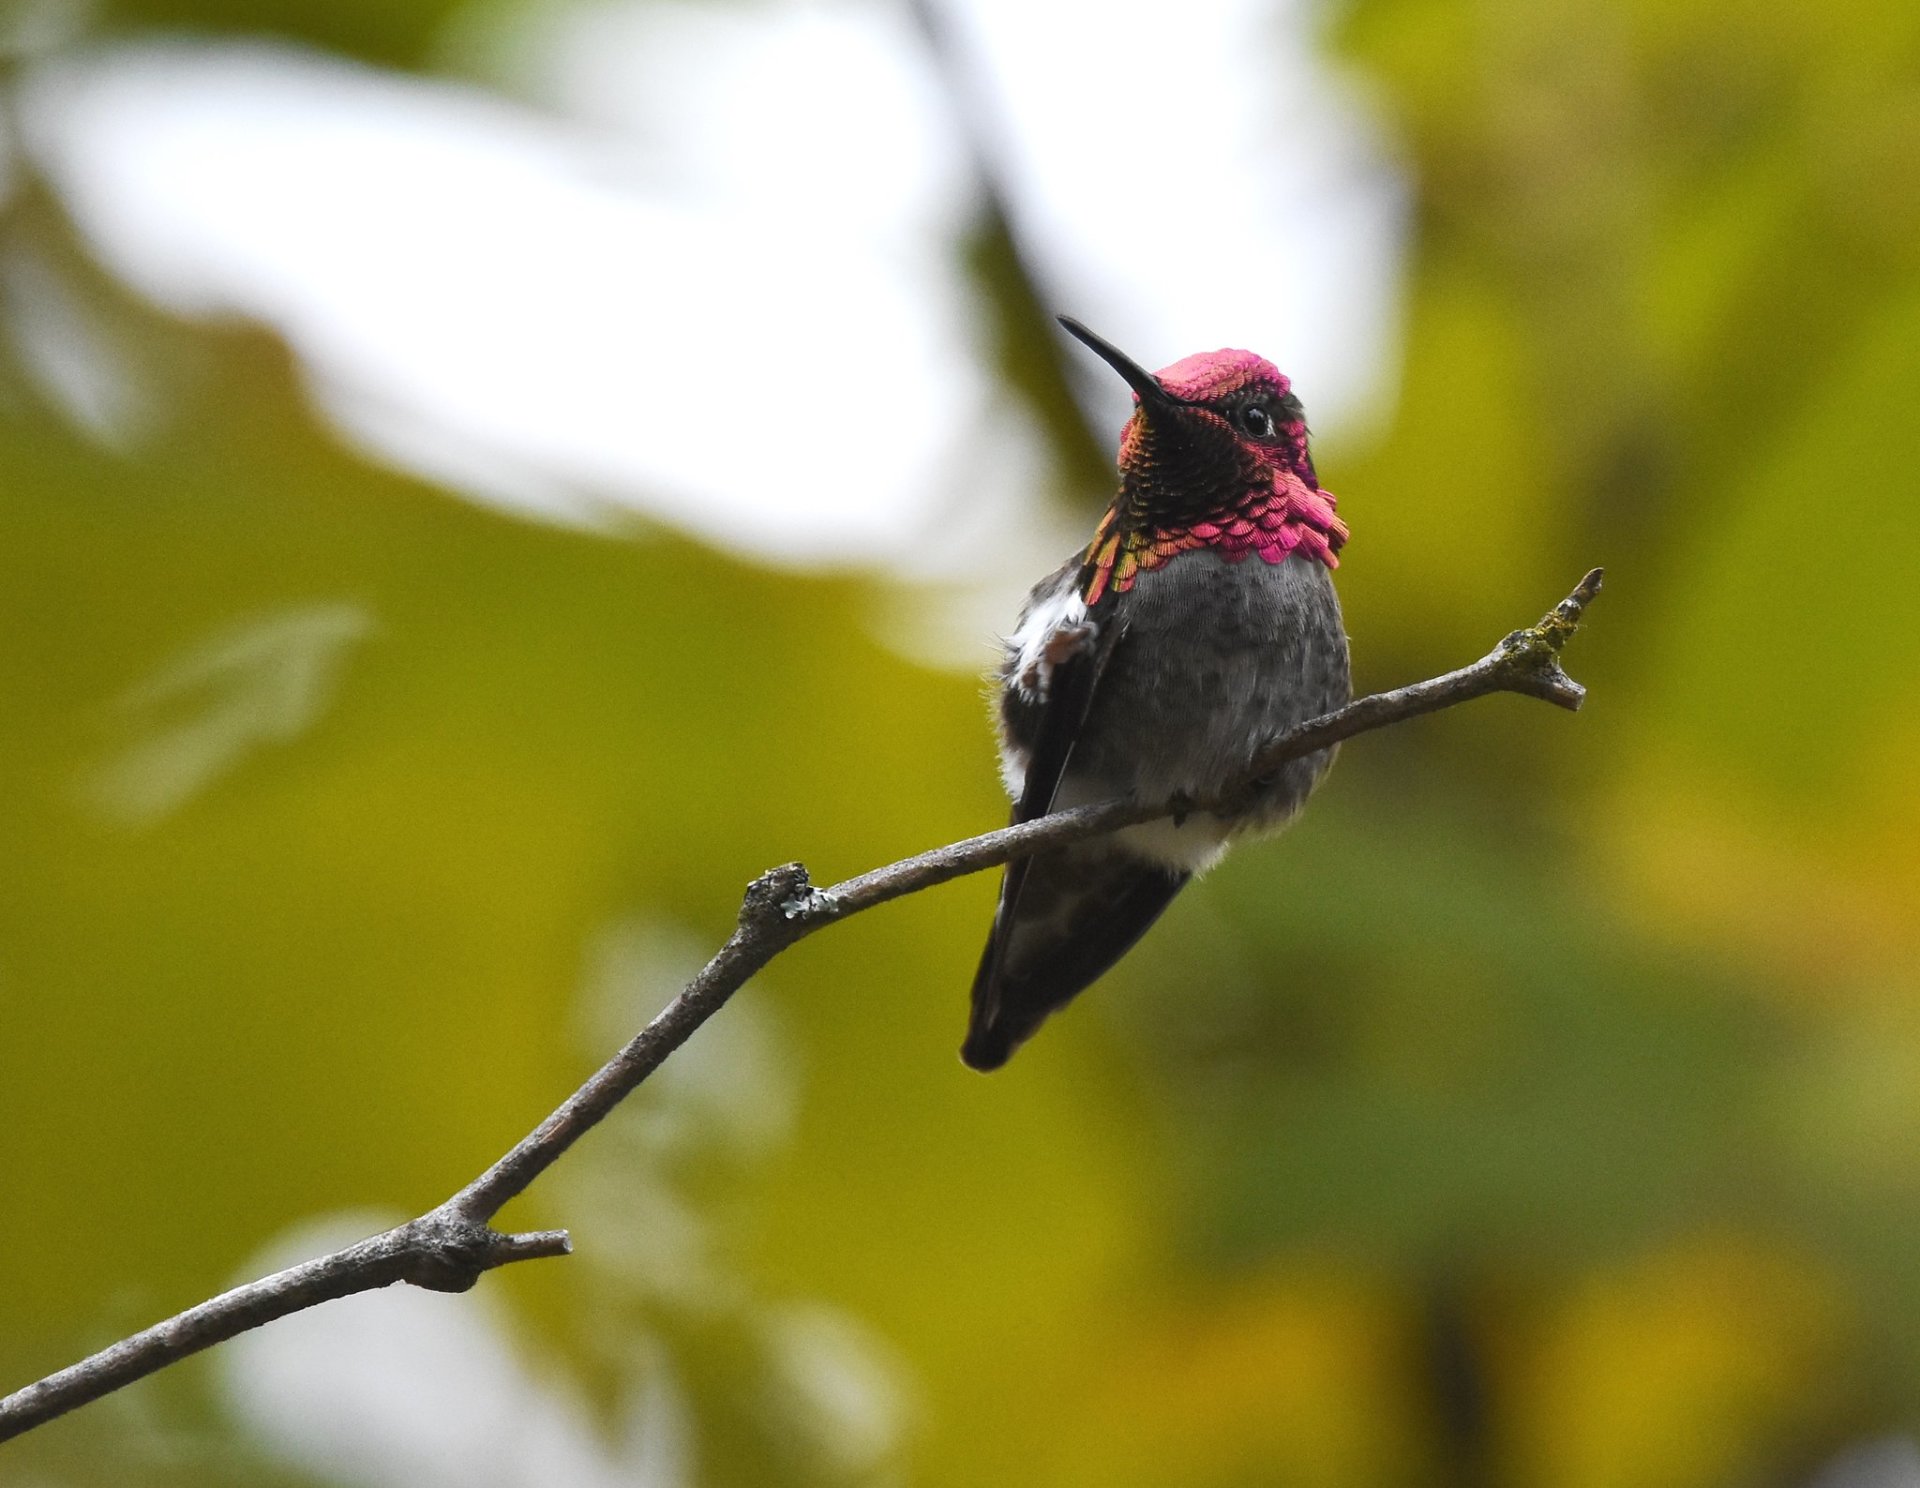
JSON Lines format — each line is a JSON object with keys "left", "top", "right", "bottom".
{"left": 3, "top": 244, "right": 155, "bottom": 445}
{"left": 760, "top": 1302, "right": 917, "bottom": 1484}
{"left": 83, "top": 601, "right": 373, "bottom": 827}
{"left": 17, "top": 0, "right": 1406, "bottom": 577}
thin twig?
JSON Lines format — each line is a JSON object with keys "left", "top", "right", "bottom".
{"left": 0, "top": 567, "right": 1602, "bottom": 1444}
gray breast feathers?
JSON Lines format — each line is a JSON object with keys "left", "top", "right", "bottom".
{"left": 996, "top": 549, "right": 1348, "bottom": 872}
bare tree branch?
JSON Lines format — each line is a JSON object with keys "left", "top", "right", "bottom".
{"left": 0, "top": 567, "right": 1603, "bottom": 1444}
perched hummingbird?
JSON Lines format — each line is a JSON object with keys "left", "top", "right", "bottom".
{"left": 963, "top": 317, "right": 1351, "bottom": 1071}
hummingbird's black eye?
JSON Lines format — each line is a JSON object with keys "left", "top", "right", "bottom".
{"left": 1239, "top": 404, "right": 1275, "bottom": 438}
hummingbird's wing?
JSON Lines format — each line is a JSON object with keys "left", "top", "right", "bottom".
{"left": 1010, "top": 594, "right": 1121, "bottom": 823}
{"left": 962, "top": 593, "right": 1189, "bottom": 1070}
{"left": 982, "top": 584, "right": 1122, "bottom": 970}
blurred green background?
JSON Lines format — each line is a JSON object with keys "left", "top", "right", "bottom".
{"left": 5, "top": 0, "right": 1920, "bottom": 1484}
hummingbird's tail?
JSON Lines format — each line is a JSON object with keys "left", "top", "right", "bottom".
{"left": 962, "top": 847, "right": 1190, "bottom": 1071}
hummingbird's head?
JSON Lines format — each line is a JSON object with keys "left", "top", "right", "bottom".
{"left": 1058, "top": 316, "right": 1348, "bottom": 599}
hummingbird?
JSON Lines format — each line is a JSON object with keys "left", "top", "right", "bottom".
{"left": 962, "top": 317, "right": 1352, "bottom": 1071}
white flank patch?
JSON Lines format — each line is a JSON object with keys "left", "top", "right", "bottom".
{"left": 1007, "top": 579, "right": 1088, "bottom": 701}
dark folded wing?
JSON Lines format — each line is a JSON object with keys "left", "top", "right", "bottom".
{"left": 964, "top": 603, "right": 1128, "bottom": 1068}
{"left": 1013, "top": 598, "right": 1123, "bottom": 826}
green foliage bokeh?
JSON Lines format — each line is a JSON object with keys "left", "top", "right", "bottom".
{"left": 4, "top": 0, "right": 1920, "bottom": 1484}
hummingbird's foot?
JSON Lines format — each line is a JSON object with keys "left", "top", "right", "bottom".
{"left": 1168, "top": 790, "right": 1196, "bottom": 827}
{"left": 1015, "top": 619, "right": 1100, "bottom": 703}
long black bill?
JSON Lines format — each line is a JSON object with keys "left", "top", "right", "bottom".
{"left": 1056, "top": 315, "right": 1185, "bottom": 417}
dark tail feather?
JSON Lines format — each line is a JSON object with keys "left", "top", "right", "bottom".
{"left": 962, "top": 850, "right": 1190, "bottom": 1071}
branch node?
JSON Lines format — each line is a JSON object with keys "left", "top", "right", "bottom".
{"left": 392, "top": 1212, "right": 566, "bottom": 1293}
{"left": 739, "top": 861, "right": 824, "bottom": 925}
{"left": 396, "top": 1213, "right": 498, "bottom": 1294}
{"left": 1489, "top": 568, "right": 1604, "bottom": 712}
